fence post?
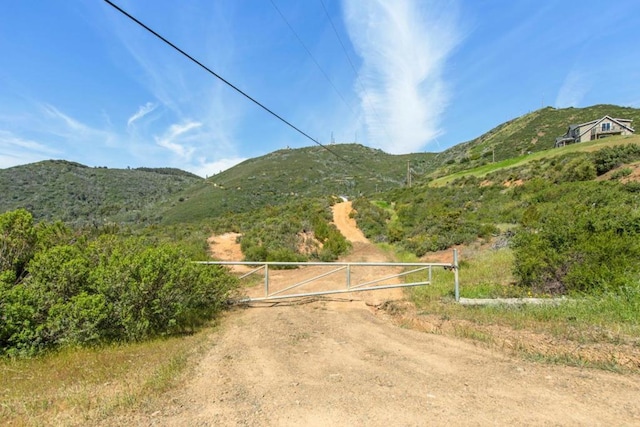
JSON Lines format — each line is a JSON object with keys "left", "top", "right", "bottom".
{"left": 264, "top": 263, "right": 269, "bottom": 298}
{"left": 453, "top": 249, "right": 459, "bottom": 302}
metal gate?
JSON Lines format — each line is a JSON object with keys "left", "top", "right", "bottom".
{"left": 197, "top": 249, "right": 459, "bottom": 302}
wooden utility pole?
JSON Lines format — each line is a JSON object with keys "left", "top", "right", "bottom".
{"left": 407, "top": 160, "right": 412, "bottom": 188}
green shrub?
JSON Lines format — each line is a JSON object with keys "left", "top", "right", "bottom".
{"left": 610, "top": 167, "right": 633, "bottom": 180}
{"left": 27, "top": 245, "right": 90, "bottom": 302}
{"left": 243, "top": 244, "right": 268, "bottom": 262}
{"left": 266, "top": 248, "right": 305, "bottom": 268}
{"left": 46, "top": 292, "right": 110, "bottom": 346}
{"left": 592, "top": 144, "right": 640, "bottom": 175}
{"left": 512, "top": 182, "right": 640, "bottom": 294}
{"left": 0, "top": 211, "right": 238, "bottom": 356}
{"left": 88, "top": 239, "right": 237, "bottom": 341}
{"left": 319, "top": 228, "right": 350, "bottom": 261}
{"left": 0, "top": 209, "right": 37, "bottom": 281}
{"left": 351, "top": 197, "right": 390, "bottom": 242}
{"left": 557, "top": 156, "right": 597, "bottom": 182}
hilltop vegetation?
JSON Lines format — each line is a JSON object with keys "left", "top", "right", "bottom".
{"left": 161, "top": 105, "right": 640, "bottom": 222}
{"left": 0, "top": 160, "right": 201, "bottom": 226}
{"left": 2, "top": 104, "right": 638, "bottom": 226}
{"left": 430, "top": 104, "right": 640, "bottom": 178}
{"left": 160, "top": 144, "right": 437, "bottom": 224}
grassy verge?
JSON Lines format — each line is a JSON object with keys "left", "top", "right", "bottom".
{"left": 430, "top": 134, "right": 640, "bottom": 186}
{"left": 0, "top": 323, "right": 217, "bottom": 426}
{"left": 389, "top": 244, "right": 640, "bottom": 371}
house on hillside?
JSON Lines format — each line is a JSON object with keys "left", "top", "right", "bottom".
{"left": 555, "top": 115, "right": 634, "bottom": 147}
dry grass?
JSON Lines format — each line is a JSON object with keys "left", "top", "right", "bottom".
{"left": 0, "top": 324, "right": 216, "bottom": 426}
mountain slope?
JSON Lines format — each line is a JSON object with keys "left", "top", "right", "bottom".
{"left": 0, "top": 160, "right": 201, "bottom": 225}
{"left": 160, "top": 144, "right": 436, "bottom": 224}
{"left": 430, "top": 104, "right": 640, "bottom": 178}
{"left": 3, "top": 105, "right": 639, "bottom": 226}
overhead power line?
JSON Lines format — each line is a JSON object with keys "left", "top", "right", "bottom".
{"left": 318, "top": 0, "right": 393, "bottom": 144}
{"left": 268, "top": 0, "right": 356, "bottom": 115}
{"left": 104, "top": 0, "right": 361, "bottom": 169}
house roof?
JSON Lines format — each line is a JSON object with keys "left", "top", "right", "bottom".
{"left": 576, "top": 115, "right": 635, "bottom": 140}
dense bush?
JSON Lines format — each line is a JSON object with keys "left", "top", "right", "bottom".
{"left": 352, "top": 187, "right": 503, "bottom": 255}
{"left": 352, "top": 170, "right": 640, "bottom": 298}
{"left": 0, "top": 210, "right": 237, "bottom": 356}
{"left": 351, "top": 198, "right": 390, "bottom": 242}
{"left": 0, "top": 209, "right": 37, "bottom": 280}
{"left": 592, "top": 143, "right": 640, "bottom": 175}
{"left": 317, "top": 226, "right": 350, "bottom": 262}
{"left": 556, "top": 156, "right": 597, "bottom": 182}
{"left": 237, "top": 199, "right": 349, "bottom": 263}
{"left": 512, "top": 182, "right": 640, "bottom": 294}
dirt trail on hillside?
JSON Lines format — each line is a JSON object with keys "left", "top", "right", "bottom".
{"left": 117, "top": 201, "right": 640, "bottom": 426}
{"left": 332, "top": 201, "right": 368, "bottom": 243}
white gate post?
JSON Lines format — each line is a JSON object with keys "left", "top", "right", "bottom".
{"left": 453, "top": 249, "right": 460, "bottom": 302}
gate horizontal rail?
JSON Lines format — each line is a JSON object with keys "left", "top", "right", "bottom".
{"left": 197, "top": 250, "right": 459, "bottom": 302}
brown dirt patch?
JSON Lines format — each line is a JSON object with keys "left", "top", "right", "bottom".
{"left": 385, "top": 301, "right": 640, "bottom": 372}
{"left": 620, "top": 163, "right": 640, "bottom": 183}
{"left": 596, "top": 163, "right": 640, "bottom": 183}
{"left": 297, "top": 230, "right": 321, "bottom": 255}
{"left": 503, "top": 179, "right": 524, "bottom": 187}
{"left": 332, "top": 201, "right": 368, "bottom": 243}
{"left": 208, "top": 232, "right": 243, "bottom": 261}
{"left": 208, "top": 232, "right": 250, "bottom": 273}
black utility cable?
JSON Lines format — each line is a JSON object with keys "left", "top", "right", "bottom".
{"left": 104, "top": 0, "right": 362, "bottom": 169}
{"left": 268, "top": 0, "right": 356, "bottom": 115}
{"left": 319, "top": 0, "right": 393, "bottom": 144}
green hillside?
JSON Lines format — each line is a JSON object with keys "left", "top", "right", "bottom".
{"left": 2, "top": 105, "right": 639, "bottom": 227}
{"left": 160, "top": 144, "right": 437, "bottom": 224}
{"left": 0, "top": 160, "right": 201, "bottom": 225}
{"left": 431, "top": 134, "right": 640, "bottom": 186}
{"left": 429, "top": 104, "right": 640, "bottom": 180}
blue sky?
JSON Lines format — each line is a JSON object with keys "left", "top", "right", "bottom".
{"left": 2, "top": 1, "right": 640, "bottom": 177}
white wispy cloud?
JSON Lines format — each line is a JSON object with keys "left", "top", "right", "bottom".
{"left": 39, "top": 103, "right": 118, "bottom": 148}
{"left": 154, "top": 121, "right": 202, "bottom": 159}
{"left": 555, "top": 70, "right": 592, "bottom": 108}
{"left": 190, "top": 156, "right": 247, "bottom": 178}
{"left": 127, "top": 102, "right": 158, "bottom": 127}
{"left": 0, "top": 103, "right": 116, "bottom": 169}
{"left": 41, "top": 103, "right": 93, "bottom": 135}
{"left": 0, "top": 130, "right": 60, "bottom": 168}
{"left": 343, "top": 0, "right": 461, "bottom": 153}
{"left": 106, "top": 5, "right": 246, "bottom": 174}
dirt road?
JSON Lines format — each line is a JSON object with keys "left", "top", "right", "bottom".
{"left": 127, "top": 202, "right": 640, "bottom": 426}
